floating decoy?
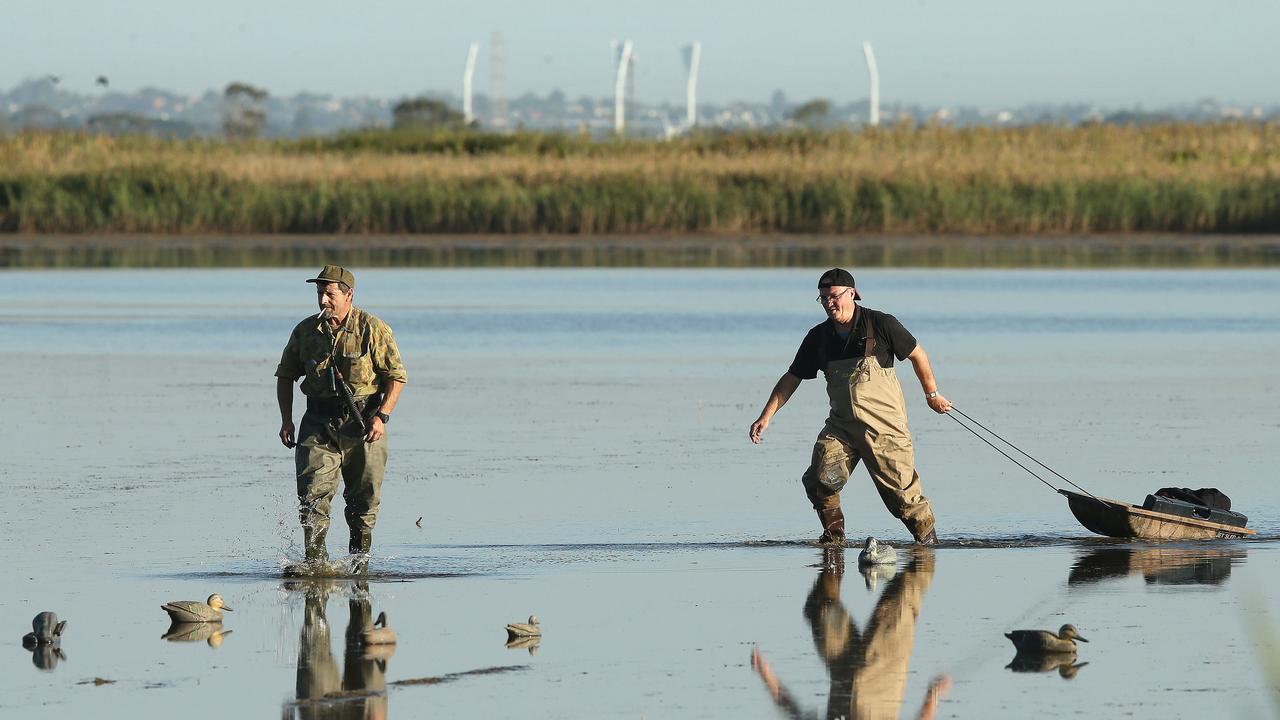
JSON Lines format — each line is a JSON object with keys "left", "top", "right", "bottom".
{"left": 857, "top": 537, "right": 897, "bottom": 566}
{"left": 360, "top": 611, "right": 397, "bottom": 646}
{"left": 21, "top": 612, "right": 66, "bottom": 648}
{"left": 1005, "top": 624, "right": 1088, "bottom": 654}
{"left": 162, "top": 594, "right": 232, "bottom": 623}
{"left": 505, "top": 614, "right": 541, "bottom": 639}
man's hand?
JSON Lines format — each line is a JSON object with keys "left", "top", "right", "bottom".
{"left": 364, "top": 416, "right": 385, "bottom": 444}
{"left": 279, "top": 421, "right": 296, "bottom": 449}
{"left": 926, "top": 393, "right": 952, "bottom": 414}
{"left": 749, "top": 416, "right": 770, "bottom": 444}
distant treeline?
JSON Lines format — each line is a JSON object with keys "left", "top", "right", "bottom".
{"left": 2, "top": 124, "right": 1279, "bottom": 235}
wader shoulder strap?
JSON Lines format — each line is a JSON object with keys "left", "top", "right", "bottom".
{"left": 862, "top": 313, "right": 876, "bottom": 358}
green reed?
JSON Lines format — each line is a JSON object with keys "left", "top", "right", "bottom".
{"left": 2, "top": 124, "right": 1279, "bottom": 235}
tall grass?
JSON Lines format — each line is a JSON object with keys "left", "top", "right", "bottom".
{"left": 2, "top": 124, "right": 1278, "bottom": 234}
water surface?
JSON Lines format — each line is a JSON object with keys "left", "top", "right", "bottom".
{"left": 3, "top": 268, "right": 1279, "bottom": 718}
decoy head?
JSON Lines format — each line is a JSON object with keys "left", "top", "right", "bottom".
{"left": 207, "top": 594, "right": 233, "bottom": 612}
{"left": 528, "top": 614, "right": 539, "bottom": 626}
{"left": 864, "top": 537, "right": 877, "bottom": 550}
{"left": 1059, "top": 624, "right": 1088, "bottom": 642}
{"left": 375, "top": 611, "right": 388, "bottom": 628}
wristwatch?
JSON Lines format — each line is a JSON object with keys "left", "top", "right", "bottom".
{"left": 925, "top": 391, "right": 938, "bottom": 400}
{"left": 374, "top": 411, "right": 390, "bottom": 424}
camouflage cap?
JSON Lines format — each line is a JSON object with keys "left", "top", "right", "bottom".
{"left": 306, "top": 264, "right": 355, "bottom": 289}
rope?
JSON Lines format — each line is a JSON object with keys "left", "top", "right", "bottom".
{"left": 946, "top": 405, "right": 1106, "bottom": 504}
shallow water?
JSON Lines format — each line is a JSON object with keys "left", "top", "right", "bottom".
{"left": 4, "top": 268, "right": 1280, "bottom": 718}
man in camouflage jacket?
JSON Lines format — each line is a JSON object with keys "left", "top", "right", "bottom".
{"left": 275, "top": 265, "right": 407, "bottom": 570}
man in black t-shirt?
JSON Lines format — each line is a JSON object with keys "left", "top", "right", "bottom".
{"left": 749, "top": 269, "right": 951, "bottom": 545}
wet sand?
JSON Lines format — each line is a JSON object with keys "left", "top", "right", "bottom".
{"left": 4, "top": 268, "right": 1280, "bottom": 718}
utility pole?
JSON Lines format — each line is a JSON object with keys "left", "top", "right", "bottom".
{"left": 462, "top": 42, "right": 479, "bottom": 125}
{"left": 682, "top": 42, "right": 701, "bottom": 128}
{"left": 862, "top": 41, "right": 880, "bottom": 127}
{"left": 613, "top": 39, "right": 633, "bottom": 135}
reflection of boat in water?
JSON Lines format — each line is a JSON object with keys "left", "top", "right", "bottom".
{"left": 1060, "top": 490, "right": 1254, "bottom": 540}
{"left": 752, "top": 548, "right": 943, "bottom": 720}
{"left": 1068, "top": 546, "right": 1245, "bottom": 587}
{"left": 1006, "top": 651, "right": 1088, "bottom": 679}
{"left": 281, "top": 579, "right": 389, "bottom": 720}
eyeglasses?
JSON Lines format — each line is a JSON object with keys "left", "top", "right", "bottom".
{"left": 816, "top": 288, "right": 853, "bottom": 305}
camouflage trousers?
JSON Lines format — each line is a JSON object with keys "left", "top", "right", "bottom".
{"left": 295, "top": 410, "right": 387, "bottom": 538}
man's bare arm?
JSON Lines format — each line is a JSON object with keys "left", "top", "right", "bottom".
{"left": 364, "top": 379, "right": 406, "bottom": 444}
{"left": 749, "top": 373, "right": 802, "bottom": 444}
{"left": 277, "top": 377, "right": 297, "bottom": 448}
{"left": 906, "top": 344, "right": 951, "bottom": 414}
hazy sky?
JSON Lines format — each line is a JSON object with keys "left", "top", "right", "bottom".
{"left": 8, "top": 0, "right": 1275, "bottom": 107}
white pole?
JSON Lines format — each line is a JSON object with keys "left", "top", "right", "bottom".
{"left": 862, "top": 41, "right": 880, "bottom": 127}
{"left": 614, "top": 39, "right": 633, "bottom": 135}
{"left": 682, "top": 42, "right": 701, "bottom": 127}
{"left": 462, "top": 42, "right": 479, "bottom": 124}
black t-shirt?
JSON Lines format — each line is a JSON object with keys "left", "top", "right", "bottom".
{"left": 787, "top": 307, "right": 918, "bottom": 380}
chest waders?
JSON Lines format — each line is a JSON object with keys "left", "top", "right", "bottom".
{"left": 800, "top": 317, "right": 936, "bottom": 543}
{"left": 295, "top": 321, "right": 387, "bottom": 567}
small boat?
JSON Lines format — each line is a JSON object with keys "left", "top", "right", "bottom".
{"left": 1060, "top": 490, "right": 1255, "bottom": 540}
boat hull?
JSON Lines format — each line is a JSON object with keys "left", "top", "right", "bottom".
{"left": 1059, "top": 490, "right": 1255, "bottom": 540}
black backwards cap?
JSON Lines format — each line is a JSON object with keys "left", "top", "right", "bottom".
{"left": 817, "top": 268, "right": 861, "bottom": 300}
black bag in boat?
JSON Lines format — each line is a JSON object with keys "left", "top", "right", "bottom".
{"left": 1154, "top": 487, "right": 1232, "bottom": 511}
{"left": 1143, "top": 492, "right": 1248, "bottom": 528}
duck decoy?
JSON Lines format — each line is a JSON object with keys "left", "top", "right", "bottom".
{"left": 21, "top": 612, "right": 66, "bottom": 648}
{"left": 360, "top": 611, "right": 397, "bottom": 646}
{"left": 162, "top": 594, "right": 233, "bottom": 623}
{"left": 1005, "top": 624, "right": 1089, "bottom": 654}
{"left": 857, "top": 537, "right": 897, "bottom": 566}
{"left": 505, "top": 614, "right": 541, "bottom": 639}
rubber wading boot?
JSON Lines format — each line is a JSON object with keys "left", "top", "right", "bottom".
{"left": 349, "top": 530, "right": 372, "bottom": 575}
{"left": 305, "top": 526, "right": 330, "bottom": 563}
{"left": 816, "top": 507, "right": 846, "bottom": 546}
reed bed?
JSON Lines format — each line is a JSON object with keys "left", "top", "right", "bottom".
{"left": 2, "top": 124, "right": 1278, "bottom": 234}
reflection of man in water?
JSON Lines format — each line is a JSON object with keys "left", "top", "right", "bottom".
{"left": 752, "top": 549, "right": 947, "bottom": 720}
{"left": 749, "top": 269, "right": 949, "bottom": 545}
{"left": 288, "top": 581, "right": 389, "bottom": 720}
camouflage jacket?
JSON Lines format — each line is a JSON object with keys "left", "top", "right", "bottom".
{"left": 275, "top": 307, "right": 408, "bottom": 398}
